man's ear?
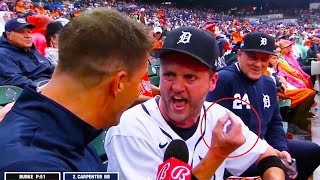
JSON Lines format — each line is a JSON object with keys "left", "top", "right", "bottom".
{"left": 237, "top": 49, "right": 243, "bottom": 63}
{"left": 209, "top": 73, "right": 218, "bottom": 92}
{"left": 237, "top": 49, "right": 242, "bottom": 57}
{"left": 6, "top": 32, "right": 11, "bottom": 40}
{"left": 50, "top": 36, "right": 55, "bottom": 43}
{"left": 110, "top": 71, "right": 128, "bottom": 97}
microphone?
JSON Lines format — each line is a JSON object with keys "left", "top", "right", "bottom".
{"left": 156, "top": 139, "right": 193, "bottom": 180}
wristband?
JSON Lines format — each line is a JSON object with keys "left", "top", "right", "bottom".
{"left": 257, "top": 156, "right": 286, "bottom": 176}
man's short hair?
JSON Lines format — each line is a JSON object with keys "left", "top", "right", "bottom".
{"left": 58, "top": 8, "right": 152, "bottom": 86}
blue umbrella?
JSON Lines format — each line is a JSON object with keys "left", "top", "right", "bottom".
{"left": 49, "top": 3, "right": 64, "bottom": 11}
{"left": 126, "top": 5, "right": 138, "bottom": 9}
{"left": 250, "top": 20, "right": 260, "bottom": 25}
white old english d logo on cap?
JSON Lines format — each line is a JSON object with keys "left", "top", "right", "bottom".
{"left": 177, "top": 31, "right": 192, "bottom": 44}
{"left": 17, "top": 18, "right": 27, "bottom": 23}
{"left": 260, "top": 37, "right": 267, "bottom": 46}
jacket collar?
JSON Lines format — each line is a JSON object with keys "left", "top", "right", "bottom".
{"left": 234, "top": 62, "right": 260, "bottom": 84}
{"left": 13, "top": 86, "right": 101, "bottom": 150}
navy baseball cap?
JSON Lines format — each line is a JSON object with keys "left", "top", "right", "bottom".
{"left": 46, "top": 21, "right": 63, "bottom": 37}
{"left": 5, "top": 18, "right": 35, "bottom": 32}
{"left": 154, "top": 26, "right": 220, "bottom": 70}
{"left": 240, "top": 32, "right": 276, "bottom": 55}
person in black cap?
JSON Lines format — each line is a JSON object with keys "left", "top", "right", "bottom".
{"left": 0, "top": 18, "right": 54, "bottom": 88}
{"left": 207, "top": 32, "right": 320, "bottom": 179}
{"left": 45, "top": 21, "right": 64, "bottom": 67}
{"left": 105, "top": 27, "right": 286, "bottom": 180}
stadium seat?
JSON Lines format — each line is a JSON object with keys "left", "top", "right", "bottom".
{"left": 279, "top": 99, "right": 291, "bottom": 134}
{"left": 278, "top": 99, "right": 291, "bottom": 108}
{"left": 90, "top": 130, "right": 108, "bottom": 162}
{"left": 0, "top": 86, "right": 23, "bottom": 106}
{"left": 148, "top": 65, "right": 157, "bottom": 76}
{"left": 148, "top": 62, "right": 160, "bottom": 87}
{"left": 149, "top": 58, "right": 160, "bottom": 67}
{"left": 282, "top": 122, "right": 288, "bottom": 134}
{"left": 150, "top": 76, "right": 160, "bottom": 87}
{"left": 300, "top": 57, "right": 317, "bottom": 67}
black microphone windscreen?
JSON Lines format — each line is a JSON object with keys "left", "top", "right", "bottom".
{"left": 163, "top": 139, "right": 189, "bottom": 163}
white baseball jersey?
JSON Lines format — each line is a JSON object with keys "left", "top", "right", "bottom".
{"left": 105, "top": 96, "right": 269, "bottom": 180}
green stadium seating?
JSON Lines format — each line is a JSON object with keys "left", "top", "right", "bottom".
{"left": 148, "top": 59, "right": 160, "bottom": 87}
{"left": 278, "top": 99, "right": 291, "bottom": 134}
{"left": 278, "top": 99, "right": 291, "bottom": 108}
{"left": 0, "top": 86, "right": 23, "bottom": 106}
{"left": 90, "top": 130, "right": 108, "bottom": 163}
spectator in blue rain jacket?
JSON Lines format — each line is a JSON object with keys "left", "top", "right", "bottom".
{"left": 0, "top": 18, "right": 54, "bottom": 88}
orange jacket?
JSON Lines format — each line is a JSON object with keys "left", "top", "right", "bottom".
{"left": 152, "top": 39, "right": 163, "bottom": 50}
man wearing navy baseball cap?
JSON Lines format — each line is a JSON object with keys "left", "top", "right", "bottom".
{"left": 207, "top": 32, "right": 320, "bottom": 179}
{"left": 105, "top": 27, "right": 286, "bottom": 180}
{"left": 5, "top": 18, "right": 35, "bottom": 33}
{"left": 154, "top": 26, "right": 220, "bottom": 70}
{"left": 0, "top": 18, "right": 54, "bottom": 88}
{"left": 240, "top": 31, "right": 276, "bottom": 55}
{"left": 3, "top": 18, "right": 35, "bottom": 51}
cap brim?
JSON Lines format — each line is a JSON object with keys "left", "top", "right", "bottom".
{"left": 13, "top": 24, "right": 35, "bottom": 31}
{"left": 153, "top": 48, "right": 213, "bottom": 69}
{"left": 280, "top": 44, "right": 292, "bottom": 49}
{"left": 241, "top": 48, "right": 275, "bottom": 55}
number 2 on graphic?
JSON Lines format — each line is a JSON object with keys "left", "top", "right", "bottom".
{"left": 233, "top": 93, "right": 250, "bottom": 109}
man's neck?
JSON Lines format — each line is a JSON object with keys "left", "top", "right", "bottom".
{"left": 15, "top": 45, "right": 30, "bottom": 52}
{"left": 40, "top": 75, "right": 113, "bottom": 130}
{"left": 23, "top": 47, "right": 31, "bottom": 52}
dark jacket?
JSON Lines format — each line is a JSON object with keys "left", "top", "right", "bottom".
{"left": 0, "top": 86, "right": 105, "bottom": 176}
{"left": 0, "top": 35, "right": 54, "bottom": 88}
{"left": 206, "top": 63, "right": 288, "bottom": 151}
